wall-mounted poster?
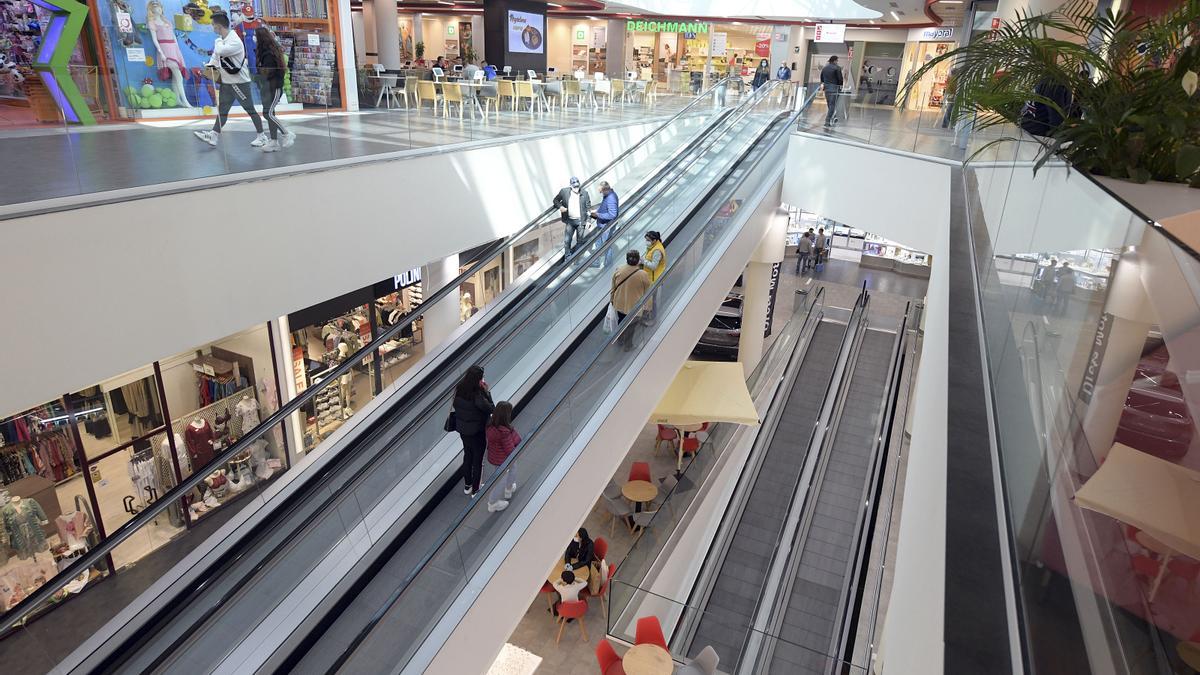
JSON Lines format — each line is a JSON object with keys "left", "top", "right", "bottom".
{"left": 591, "top": 25, "right": 606, "bottom": 49}
{"left": 508, "top": 10, "right": 545, "bottom": 54}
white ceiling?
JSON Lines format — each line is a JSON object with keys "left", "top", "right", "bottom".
{"left": 601, "top": 0, "right": 961, "bottom": 25}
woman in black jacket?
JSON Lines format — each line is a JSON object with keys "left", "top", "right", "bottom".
{"left": 565, "top": 527, "right": 595, "bottom": 568}
{"left": 254, "top": 26, "right": 292, "bottom": 151}
{"left": 751, "top": 59, "right": 770, "bottom": 90}
{"left": 453, "top": 364, "right": 494, "bottom": 496}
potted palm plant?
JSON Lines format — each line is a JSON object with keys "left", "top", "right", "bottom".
{"left": 900, "top": 0, "right": 1200, "bottom": 187}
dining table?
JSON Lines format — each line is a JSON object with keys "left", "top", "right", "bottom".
{"left": 547, "top": 557, "right": 590, "bottom": 585}
{"left": 622, "top": 643, "right": 674, "bottom": 675}
{"left": 622, "top": 480, "right": 658, "bottom": 512}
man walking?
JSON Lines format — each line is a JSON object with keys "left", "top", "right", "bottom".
{"left": 795, "top": 231, "right": 813, "bottom": 274}
{"left": 813, "top": 227, "right": 828, "bottom": 269}
{"left": 820, "top": 55, "right": 844, "bottom": 129}
{"left": 193, "top": 12, "right": 266, "bottom": 148}
{"left": 590, "top": 180, "right": 619, "bottom": 266}
{"left": 553, "top": 176, "right": 591, "bottom": 258}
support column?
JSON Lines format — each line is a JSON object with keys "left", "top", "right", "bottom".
{"left": 361, "top": 1, "right": 377, "bottom": 61}
{"left": 738, "top": 208, "right": 787, "bottom": 374}
{"left": 413, "top": 13, "right": 425, "bottom": 61}
{"left": 422, "top": 254, "right": 462, "bottom": 351}
{"left": 372, "top": 0, "right": 401, "bottom": 69}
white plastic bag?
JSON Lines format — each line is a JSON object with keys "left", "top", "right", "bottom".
{"left": 603, "top": 303, "right": 619, "bottom": 334}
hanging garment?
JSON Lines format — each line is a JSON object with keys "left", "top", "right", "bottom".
{"left": 2, "top": 498, "right": 49, "bottom": 559}
{"left": 55, "top": 512, "right": 89, "bottom": 550}
{"left": 184, "top": 420, "right": 215, "bottom": 468}
{"left": 128, "top": 453, "right": 158, "bottom": 507}
{"left": 121, "top": 381, "right": 150, "bottom": 418}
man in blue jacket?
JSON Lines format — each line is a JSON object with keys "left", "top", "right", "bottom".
{"left": 590, "top": 180, "right": 619, "bottom": 266}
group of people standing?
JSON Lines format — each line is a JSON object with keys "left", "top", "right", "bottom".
{"left": 1033, "top": 258, "right": 1077, "bottom": 314}
{"left": 192, "top": 14, "right": 293, "bottom": 152}
{"left": 795, "top": 227, "right": 829, "bottom": 274}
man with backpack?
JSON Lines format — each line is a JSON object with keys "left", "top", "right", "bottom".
{"left": 193, "top": 12, "right": 265, "bottom": 148}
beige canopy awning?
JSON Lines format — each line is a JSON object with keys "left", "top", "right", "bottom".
{"left": 1074, "top": 442, "right": 1200, "bottom": 561}
{"left": 651, "top": 361, "right": 760, "bottom": 428}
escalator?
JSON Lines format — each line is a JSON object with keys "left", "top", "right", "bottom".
{"left": 49, "top": 82, "right": 807, "bottom": 674}
{"left": 677, "top": 291, "right": 914, "bottom": 674}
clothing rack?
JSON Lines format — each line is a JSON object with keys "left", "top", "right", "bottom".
{"left": 0, "top": 430, "right": 78, "bottom": 485}
{"left": 147, "top": 386, "right": 257, "bottom": 481}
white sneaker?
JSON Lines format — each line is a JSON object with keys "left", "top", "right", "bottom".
{"left": 487, "top": 500, "right": 509, "bottom": 512}
{"left": 260, "top": 139, "right": 281, "bottom": 152}
{"left": 464, "top": 486, "right": 473, "bottom": 496}
{"left": 193, "top": 130, "right": 217, "bottom": 146}
{"left": 503, "top": 482, "right": 518, "bottom": 499}
{"left": 250, "top": 131, "right": 269, "bottom": 147}
{"left": 281, "top": 130, "right": 296, "bottom": 148}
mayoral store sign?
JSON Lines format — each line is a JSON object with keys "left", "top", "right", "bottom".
{"left": 626, "top": 19, "right": 709, "bottom": 34}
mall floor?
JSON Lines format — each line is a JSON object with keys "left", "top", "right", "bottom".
{"left": 0, "top": 95, "right": 692, "bottom": 207}
{"left": 493, "top": 252, "right": 926, "bottom": 675}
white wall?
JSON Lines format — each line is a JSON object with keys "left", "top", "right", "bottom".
{"left": 782, "top": 134, "right": 949, "bottom": 253}
{"left": 338, "top": 0, "right": 359, "bottom": 110}
{"left": 0, "top": 120, "right": 666, "bottom": 418}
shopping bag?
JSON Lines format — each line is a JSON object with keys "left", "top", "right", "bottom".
{"left": 443, "top": 409, "right": 457, "bottom": 432}
{"left": 603, "top": 303, "right": 619, "bottom": 334}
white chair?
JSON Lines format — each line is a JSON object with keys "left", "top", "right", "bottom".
{"left": 631, "top": 508, "right": 658, "bottom": 534}
{"left": 594, "top": 79, "right": 612, "bottom": 108}
{"left": 372, "top": 64, "right": 400, "bottom": 109}
{"left": 677, "top": 645, "right": 720, "bottom": 675}
{"left": 603, "top": 480, "right": 622, "bottom": 500}
{"left": 603, "top": 495, "right": 634, "bottom": 537}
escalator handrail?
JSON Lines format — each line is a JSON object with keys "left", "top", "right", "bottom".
{"left": 0, "top": 76, "right": 747, "bottom": 636}
{"left": 327, "top": 85, "right": 798, "bottom": 671}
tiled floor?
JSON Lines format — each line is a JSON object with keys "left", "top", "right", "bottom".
{"left": 497, "top": 255, "right": 928, "bottom": 674}
{"left": 0, "top": 95, "right": 696, "bottom": 206}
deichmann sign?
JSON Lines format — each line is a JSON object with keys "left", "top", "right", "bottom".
{"left": 626, "top": 20, "right": 709, "bottom": 34}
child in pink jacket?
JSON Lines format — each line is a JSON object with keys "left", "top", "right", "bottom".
{"left": 485, "top": 401, "right": 521, "bottom": 512}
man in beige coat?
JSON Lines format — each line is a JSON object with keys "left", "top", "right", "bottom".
{"left": 611, "top": 250, "right": 653, "bottom": 351}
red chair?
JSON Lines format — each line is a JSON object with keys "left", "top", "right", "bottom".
{"left": 592, "top": 562, "right": 617, "bottom": 614}
{"left": 596, "top": 640, "right": 625, "bottom": 675}
{"left": 556, "top": 599, "right": 590, "bottom": 643}
{"left": 629, "top": 462, "right": 652, "bottom": 483}
{"left": 635, "top": 615, "right": 667, "bottom": 649}
{"left": 681, "top": 436, "right": 700, "bottom": 456}
{"left": 539, "top": 580, "right": 557, "bottom": 611}
{"left": 654, "top": 425, "right": 679, "bottom": 455}
{"left": 594, "top": 537, "right": 609, "bottom": 562}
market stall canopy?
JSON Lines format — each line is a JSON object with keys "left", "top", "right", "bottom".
{"left": 1074, "top": 442, "right": 1200, "bottom": 561}
{"left": 651, "top": 361, "right": 760, "bottom": 427}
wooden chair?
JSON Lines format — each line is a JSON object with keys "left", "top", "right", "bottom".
{"left": 596, "top": 640, "right": 624, "bottom": 675}
{"left": 555, "top": 599, "right": 589, "bottom": 643}
{"left": 540, "top": 580, "right": 557, "bottom": 611}
{"left": 628, "top": 461, "right": 651, "bottom": 483}
{"left": 644, "top": 80, "right": 660, "bottom": 106}
{"left": 594, "top": 79, "right": 612, "bottom": 108}
{"left": 602, "top": 495, "right": 634, "bottom": 537}
{"left": 634, "top": 615, "right": 667, "bottom": 649}
{"left": 515, "top": 80, "right": 537, "bottom": 113}
{"left": 477, "top": 81, "right": 499, "bottom": 118}
{"left": 498, "top": 79, "right": 516, "bottom": 110}
{"left": 593, "top": 537, "right": 608, "bottom": 561}
{"left": 442, "top": 82, "right": 466, "bottom": 118}
{"left": 631, "top": 508, "right": 658, "bottom": 535}
{"left": 586, "top": 562, "right": 617, "bottom": 615}
{"left": 404, "top": 75, "right": 418, "bottom": 107}
{"left": 611, "top": 78, "right": 625, "bottom": 104}
{"left": 416, "top": 80, "right": 440, "bottom": 115}
{"left": 654, "top": 425, "right": 679, "bottom": 455}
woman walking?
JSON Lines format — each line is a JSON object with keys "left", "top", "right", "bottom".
{"left": 453, "top": 365, "right": 494, "bottom": 497}
{"left": 255, "top": 26, "right": 294, "bottom": 152}
{"left": 484, "top": 401, "right": 521, "bottom": 512}
{"left": 751, "top": 58, "right": 770, "bottom": 90}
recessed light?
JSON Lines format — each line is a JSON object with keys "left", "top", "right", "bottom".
{"left": 941, "top": 0, "right": 963, "bottom": 3}
{"left": 547, "top": 2, "right": 561, "bottom": 6}
{"left": 889, "top": 10, "right": 900, "bottom": 20}
{"left": 587, "top": 15, "right": 597, "bottom": 19}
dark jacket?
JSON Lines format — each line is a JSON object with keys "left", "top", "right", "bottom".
{"left": 820, "top": 63, "right": 843, "bottom": 92}
{"left": 751, "top": 66, "right": 769, "bottom": 89}
{"left": 553, "top": 186, "right": 592, "bottom": 224}
{"left": 566, "top": 537, "right": 594, "bottom": 567}
{"left": 256, "top": 43, "right": 286, "bottom": 88}
{"left": 453, "top": 389, "right": 494, "bottom": 436}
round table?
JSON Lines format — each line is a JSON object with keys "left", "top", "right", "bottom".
{"left": 622, "top": 480, "right": 658, "bottom": 506}
{"left": 622, "top": 643, "right": 673, "bottom": 675}
{"left": 547, "top": 558, "right": 590, "bottom": 585}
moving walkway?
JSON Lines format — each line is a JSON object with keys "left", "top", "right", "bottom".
{"left": 2, "top": 80, "right": 811, "bottom": 674}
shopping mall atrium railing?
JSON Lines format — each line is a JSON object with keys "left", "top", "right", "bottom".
{"left": 0, "top": 75, "right": 745, "bottom": 637}
{"left": 962, "top": 125, "right": 1200, "bottom": 671}
{"left": 0, "top": 72, "right": 740, "bottom": 214}
{"left": 323, "top": 84, "right": 800, "bottom": 673}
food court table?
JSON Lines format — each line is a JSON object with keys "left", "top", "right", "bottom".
{"left": 622, "top": 643, "right": 673, "bottom": 675}
{"left": 622, "top": 480, "right": 658, "bottom": 511}
{"left": 547, "top": 558, "right": 590, "bottom": 585}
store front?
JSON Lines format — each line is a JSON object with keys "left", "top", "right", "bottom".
{"left": 0, "top": 323, "right": 287, "bottom": 614}
{"left": 710, "top": 23, "right": 771, "bottom": 82}
{"left": 284, "top": 267, "right": 425, "bottom": 452}
{"left": 898, "top": 26, "right": 957, "bottom": 110}
{"left": 623, "top": 19, "right": 711, "bottom": 90}
{"left": 91, "top": 0, "right": 347, "bottom": 119}
{"left": 784, "top": 205, "right": 932, "bottom": 279}
{"left": 547, "top": 18, "right": 605, "bottom": 76}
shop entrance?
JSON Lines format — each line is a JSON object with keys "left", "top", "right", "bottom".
{"left": 901, "top": 41, "right": 954, "bottom": 110}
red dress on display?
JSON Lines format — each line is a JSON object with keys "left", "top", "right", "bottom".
{"left": 185, "top": 421, "right": 215, "bottom": 468}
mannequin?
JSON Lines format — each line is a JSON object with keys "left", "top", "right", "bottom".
{"left": 460, "top": 292, "right": 475, "bottom": 322}
{"left": 185, "top": 417, "right": 215, "bottom": 467}
{"left": 2, "top": 495, "right": 49, "bottom": 560}
{"left": 235, "top": 394, "right": 261, "bottom": 430}
{"left": 146, "top": 0, "right": 192, "bottom": 107}
{"left": 336, "top": 343, "right": 353, "bottom": 415}
{"left": 160, "top": 432, "right": 191, "bottom": 475}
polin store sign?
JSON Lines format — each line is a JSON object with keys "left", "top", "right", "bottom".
{"left": 627, "top": 20, "right": 708, "bottom": 34}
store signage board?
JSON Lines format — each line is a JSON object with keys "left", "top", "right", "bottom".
{"left": 591, "top": 25, "right": 606, "bottom": 48}
{"left": 193, "top": 363, "right": 216, "bottom": 376}
{"left": 126, "top": 47, "right": 145, "bottom": 62}
{"left": 447, "top": 24, "right": 455, "bottom": 36}
{"left": 764, "top": 262, "right": 781, "bottom": 337}
{"left": 306, "top": 33, "right": 320, "bottom": 46}
{"left": 918, "top": 26, "right": 954, "bottom": 41}
{"left": 393, "top": 268, "right": 422, "bottom": 290}
{"left": 575, "top": 29, "right": 585, "bottom": 42}
{"left": 813, "top": 24, "right": 845, "bottom": 43}
{"left": 116, "top": 11, "right": 133, "bottom": 33}
{"left": 626, "top": 20, "right": 708, "bottom": 34}
{"left": 755, "top": 38, "right": 770, "bottom": 57}
{"left": 710, "top": 32, "right": 727, "bottom": 56}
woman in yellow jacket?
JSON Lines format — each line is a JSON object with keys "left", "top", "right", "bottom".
{"left": 641, "top": 231, "right": 667, "bottom": 320}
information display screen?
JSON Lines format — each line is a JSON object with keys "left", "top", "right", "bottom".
{"left": 508, "top": 10, "right": 545, "bottom": 54}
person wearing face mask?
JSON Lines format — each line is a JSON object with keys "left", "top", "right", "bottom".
{"left": 552, "top": 177, "right": 592, "bottom": 258}
{"left": 452, "top": 364, "right": 494, "bottom": 497}
{"left": 589, "top": 180, "right": 619, "bottom": 267}
{"left": 641, "top": 230, "right": 666, "bottom": 321}
{"left": 752, "top": 58, "right": 770, "bottom": 90}
{"left": 565, "top": 527, "right": 595, "bottom": 568}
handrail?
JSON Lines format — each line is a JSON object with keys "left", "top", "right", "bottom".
{"left": 833, "top": 300, "right": 915, "bottom": 667}
{"left": 0, "top": 75, "right": 747, "bottom": 635}
{"left": 326, "top": 84, "right": 798, "bottom": 672}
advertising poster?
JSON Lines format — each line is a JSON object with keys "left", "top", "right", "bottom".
{"left": 508, "top": 10, "right": 545, "bottom": 54}
{"left": 710, "top": 32, "right": 727, "bottom": 57}
{"left": 814, "top": 23, "right": 846, "bottom": 43}
{"left": 591, "top": 25, "right": 606, "bottom": 49}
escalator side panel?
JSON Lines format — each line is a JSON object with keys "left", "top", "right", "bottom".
{"left": 688, "top": 321, "right": 844, "bottom": 667}
{"left": 769, "top": 329, "right": 896, "bottom": 674}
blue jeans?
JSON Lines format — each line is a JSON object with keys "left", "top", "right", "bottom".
{"left": 594, "top": 220, "right": 615, "bottom": 267}
{"left": 563, "top": 218, "right": 583, "bottom": 256}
